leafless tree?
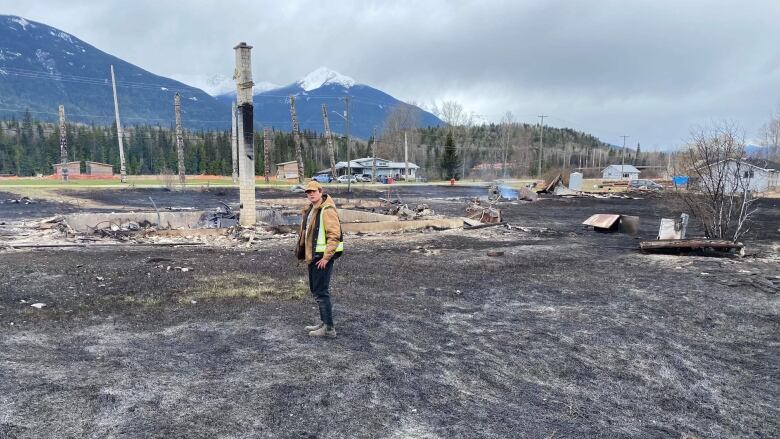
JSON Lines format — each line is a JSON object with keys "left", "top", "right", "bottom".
{"left": 498, "top": 111, "right": 515, "bottom": 178}
{"left": 431, "top": 101, "right": 477, "bottom": 178}
{"left": 433, "top": 101, "right": 470, "bottom": 127}
{"left": 675, "top": 121, "right": 758, "bottom": 242}
{"left": 759, "top": 102, "right": 780, "bottom": 159}
{"left": 381, "top": 103, "right": 421, "bottom": 165}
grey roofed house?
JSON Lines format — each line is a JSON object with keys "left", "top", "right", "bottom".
{"left": 602, "top": 164, "right": 641, "bottom": 180}
{"left": 713, "top": 158, "right": 779, "bottom": 192}
{"left": 743, "top": 157, "right": 780, "bottom": 171}
{"left": 316, "top": 157, "right": 420, "bottom": 178}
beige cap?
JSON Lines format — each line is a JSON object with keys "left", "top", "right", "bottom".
{"left": 304, "top": 180, "right": 323, "bottom": 192}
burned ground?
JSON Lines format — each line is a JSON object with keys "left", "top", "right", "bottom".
{"left": 0, "top": 191, "right": 93, "bottom": 221}
{"left": 0, "top": 187, "right": 778, "bottom": 438}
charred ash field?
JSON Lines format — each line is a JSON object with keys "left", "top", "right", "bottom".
{"left": 0, "top": 185, "right": 778, "bottom": 438}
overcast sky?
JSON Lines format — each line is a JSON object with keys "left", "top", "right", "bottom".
{"left": 4, "top": 0, "right": 779, "bottom": 149}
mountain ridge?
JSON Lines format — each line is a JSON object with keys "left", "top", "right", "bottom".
{"left": 0, "top": 15, "right": 227, "bottom": 129}
{"left": 0, "top": 15, "right": 444, "bottom": 138}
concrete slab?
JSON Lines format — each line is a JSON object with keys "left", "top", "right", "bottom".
{"left": 338, "top": 209, "right": 398, "bottom": 223}
{"left": 342, "top": 217, "right": 463, "bottom": 233}
{"left": 64, "top": 211, "right": 204, "bottom": 232}
{"left": 64, "top": 208, "right": 450, "bottom": 235}
{"left": 149, "top": 229, "right": 230, "bottom": 237}
{"left": 259, "top": 198, "right": 383, "bottom": 209}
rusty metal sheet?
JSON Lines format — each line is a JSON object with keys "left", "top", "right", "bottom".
{"left": 582, "top": 214, "right": 621, "bottom": 229}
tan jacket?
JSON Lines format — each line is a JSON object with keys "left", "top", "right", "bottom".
{"left": 296, "top": 194, "right": 342, "bottom": 264}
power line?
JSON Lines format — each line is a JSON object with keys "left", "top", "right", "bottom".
{"left": 620, "top": 135, "right": 630, "bottom": 170}
{"left": 537, "top": 114, "right": 548, "bottom": 178}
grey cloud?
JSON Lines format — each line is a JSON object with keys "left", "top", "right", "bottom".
{"left": 4, "top": 0, "right": 779, "bottom": 148}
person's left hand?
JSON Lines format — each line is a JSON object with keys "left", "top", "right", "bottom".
{"left": 315, "top": 258, "right": 329, "bottom": 269}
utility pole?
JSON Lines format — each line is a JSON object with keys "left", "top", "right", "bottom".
{"left": 537, "top": 114, "right": 547, "bottom": 179}
{"left": 58, "top": 105, "right": 68, "bottom": 182}
{"left": 231, "top": 102, "right": 239, "bottom": 184}
{"left": 321, "top": 104, "right": 337, "bottom": 179}
{"left": 634, "top": 142, "right": 640, "bottom": 166}
{"left": 404, "top": 131, "right": 409, "bottom": 181}
{"left": 110, "top": 65, "right": 127, "bottom": 183}
{"left": 289, "top": 95, "right": 304, "bottom": 183}
{"left": 263, "top": 127, "right": 271, "bottom": 183}
{"left": 372, "top": 127, "right": 377, "bottom": 183}
{"left": 174, "top": 93, "right": 186, "bottom": 186}
{"left": 344, "top": 96, "right": 351, "bottom": 193}
{"left": 620, "top": 135, "right": 629, "bottom": 178}
{"left": 234, "top": 42, "right": 255, "bottom": 227}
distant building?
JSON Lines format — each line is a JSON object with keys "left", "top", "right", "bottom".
{"left": 86, "top": 161, "right": 113, "bottom": 176}
{"left": 53, "top": 161, "right": 81, "bottom": 177}
{"left": 317, "top": 157, "right": 420, "bottom": 179}
{"left": 472, "top": 162, "right": 504, "bottom": 171}
{"left": 602, "top": 164, "right": 640, "bottom": 180}
{"left": 276, "top": 161, "right": 300, "bottom": 181}
{"left": 712, "top": 158, "right": 779, "bottom": 192}
{"left": 569, "top": 172, "right": 584, "bottom": 191}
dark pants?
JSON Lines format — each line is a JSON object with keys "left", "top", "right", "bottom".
{"left": 308, "top": 258, "right": 335, "bottom": 327}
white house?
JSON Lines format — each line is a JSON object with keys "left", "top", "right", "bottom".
{"left": 317, "top": 157, "right": 420, "bottom": 180}
{"left": 602, "top": 164, "right": 640, "bottom": 180}
{"left": 720, "top": 158, "right": 779, "bottom": 192}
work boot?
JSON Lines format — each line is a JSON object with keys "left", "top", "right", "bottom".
{"left": 304, "top": 322, "right": 324, "bottom": 332}
{"left": 309, "top": 325, "right": 336, "bottom": 338}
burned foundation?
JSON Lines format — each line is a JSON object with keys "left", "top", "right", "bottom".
{"left": 61, "top": 205, "right": 463, "bottom": 240}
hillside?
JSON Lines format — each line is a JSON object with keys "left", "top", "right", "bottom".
{"left": 0, "top": 16, "right": 442, "bottom": 138}
{"left": 0, "top": 15, "right": 227, "bottom": 129}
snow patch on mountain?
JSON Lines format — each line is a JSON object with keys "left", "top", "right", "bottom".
{"left": 10, "top": 17, "right": 34, "bottom": 30}
{"left": 0, "top": 50, "right": 21, "bottom": 60}
{"left": 49, "top": 30, "right": 74, "bottom": 43}
{"left": 253, "top": 81, "right": 281, "bottom": 94}
{"left": 170, "top": 73, "right": 279, "bottom": 96}
{"left": 35, "top": 49, "right": 56, "bottom": 74}
{"left": 298, "top": 67, "right": 355, "bottom": 91}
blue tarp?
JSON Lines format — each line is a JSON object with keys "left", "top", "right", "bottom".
{"left": 498, "top": 186, "right": 519, "bottom": 200}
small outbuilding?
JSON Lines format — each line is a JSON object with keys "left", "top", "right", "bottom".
{"left": 602, "top": 164, "right": 640, "bottom": 181}
{"left": 276, "top": 161, "right": 300, "bottom": 181}
{"left": 53, "top": 161, "right": 81, "bottom": 177}
{"left": 569, "top": 172, "right": 583, "bottom": 191}
{"left": 86, "top": 161, "right": 114, "bottom": 176}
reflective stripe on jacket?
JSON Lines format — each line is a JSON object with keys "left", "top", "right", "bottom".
{"left": 296, "top": 194, "right": 343, "bottom": 263}
{"left": 316, "top": 205, "right": 344, "bottom": 253}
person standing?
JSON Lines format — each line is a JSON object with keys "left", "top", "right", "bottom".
{"left": 296, "top": 180, "right": 343, "bottom": 337}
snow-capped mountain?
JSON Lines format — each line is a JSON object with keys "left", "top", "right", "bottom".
{"left": 0, "top": 15, "right": 226, "bottom": 128}
{"left": 0, "top": 15, "right": 443, "bottom": 137}
{"left": 298, "top": 67, "right": 355, "bottom": 91}
{"left": 216, "top": 67, "right": 443, "bottom": 139}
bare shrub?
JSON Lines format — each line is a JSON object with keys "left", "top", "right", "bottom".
{"left": 674, "top": 122, "right": 758, "bottom": 241}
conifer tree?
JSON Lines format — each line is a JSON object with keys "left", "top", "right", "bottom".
{"left": 439, "top": 131, "right": 459, "bottom": 179}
